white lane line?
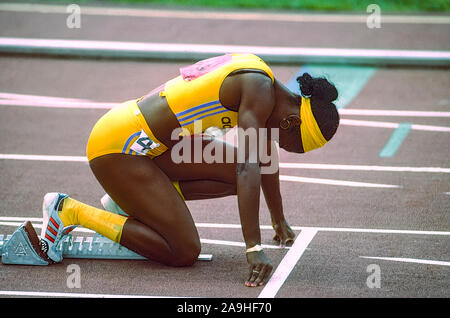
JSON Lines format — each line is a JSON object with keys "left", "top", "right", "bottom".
{"left": 0, "top": 154, "right": 406, "bottom": 189}
{"left": 279, "top": 175, "right": 400, "bottom": 188}
{"left": 1, "top": 38, "right": 449, "bottom": 63}
{"left": 1, "top": 154, "right": 448, "bottom": 174}
{"left": 0, "top": 99, "right": 116, "bottom": 109}
{"left": 185, "top": 223, "right": 450, "bottom": 236}
{"left": 340, "top": 119, "right": 450, "bottom": 132}
{"left": 258, "top": 228, "right": 318, "bottom": 298}
{"left": 0, "top": 92, "right": 91, "bottom": 102}
{"left": 279, "top": 163, "right": 450, "bottom": 173}
{"left": 0, "top": 217, "right": 43, "bottom": 222}
{"left": 3, "top": 219, "right": 449, "bottom": 236}
{"left": 1, "top": 3, "right": 449, "bottom": 24}
{"left": 0, "top": 290, "right": 178, "bottom": 298}
{"left": 2, "top": 96, "right": 450, "bottom": 118}
{"left": 410, "top": 123, "right": 450, "bottom": 132}
{"left": 200, "top": 239, "right": 290, "bottom": 250}
{"left": 0, "top": 92, "right": 115, "bottom": 108}
{"left": 339, "top": 109, "right": 450, "bottom": 117}
{"left": 2, "top": 100, "right": 450, "bottom": 132}
{"left": 298, "top": 227, "right": 450, "bottom": 236}
{"left": 0, "top": 154, "right": 88, "bottom": 162}
{"left": 360, "top": 256, "right": 450, "bottom": 267}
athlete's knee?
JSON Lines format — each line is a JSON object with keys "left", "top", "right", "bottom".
{"left": 169, "top": 238, "right": 201, "bottom": 267}
{"left": 171, "top": 250, "right": 200, "bottom": 267}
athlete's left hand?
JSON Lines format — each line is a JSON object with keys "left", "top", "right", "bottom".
{"left": 246, "top": 250, "right": 272, "bottom": 287}
{"left": 272, "top": 219, "right": 295, "bottom": 248}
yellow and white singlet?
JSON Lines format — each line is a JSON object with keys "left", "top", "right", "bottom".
{"left": 161, "top": 53, "right": 274, "bottom": 135}
{"left": 86, "top": 53, "right": 274, "bottom": 161}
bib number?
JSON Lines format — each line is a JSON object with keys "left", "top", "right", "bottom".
{"left": 130, "top": 130, "right": 160, "bottom": 155}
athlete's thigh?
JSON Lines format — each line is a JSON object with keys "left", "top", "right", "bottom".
{"left": 153, "top": 136, "right": 238, "bottom": 184}
{"left": 89, "top": 153, "right": 199, "bottom": 242}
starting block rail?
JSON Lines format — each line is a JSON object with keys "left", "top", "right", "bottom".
{"left": 0, "top": 222, "right": 212, "bottom": 265}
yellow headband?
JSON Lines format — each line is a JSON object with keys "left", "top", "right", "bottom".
{"left": 300, "top": 97, "right": 328, "bottom": 152}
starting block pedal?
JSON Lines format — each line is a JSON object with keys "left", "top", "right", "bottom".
{"left": 0, "top": 222, "right": 213, "bottom": 265}
{"left": 0, "top": 221, "right": 52, "bottom": 265}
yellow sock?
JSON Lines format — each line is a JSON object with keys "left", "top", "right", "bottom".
{"left": 59, "top": 197, "right": 127, "bottom": 243}
{"left": 173, "top": 181, "right": 185, "bottom": 200}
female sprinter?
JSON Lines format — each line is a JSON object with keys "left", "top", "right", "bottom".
{"left": 38, "top": 53, "right": 339, "bottom": 287}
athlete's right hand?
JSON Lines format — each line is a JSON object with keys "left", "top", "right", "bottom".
{"left": 245, "top": 250, "right": 273, "bottom": 287}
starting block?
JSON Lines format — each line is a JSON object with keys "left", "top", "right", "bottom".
{"left": 0, "top": 221, "right": 50, "bottom": 265}
{"left": 0, "top": 221, "right": 213, "bottom": 265}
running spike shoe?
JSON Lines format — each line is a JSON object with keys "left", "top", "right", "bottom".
{"left": 40, "top": 192, "right": 78, "bottom": 262}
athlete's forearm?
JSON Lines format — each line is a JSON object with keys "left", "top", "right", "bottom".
{"left": 261, "top": 170, "right": 285, "bottom": 224}
{"left": 236, "top": 162, "right": 262, "bottom": 249}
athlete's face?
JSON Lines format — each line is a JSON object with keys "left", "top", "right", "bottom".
{"left": 278, "top": 126, "right": 303, "bottom": 153}
{"left": 272, "top": 87, "right": 304, "bottom": 153}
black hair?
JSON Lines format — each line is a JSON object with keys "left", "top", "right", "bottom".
{"left": 296, "top": 72, "right": 340, "bottom": 141}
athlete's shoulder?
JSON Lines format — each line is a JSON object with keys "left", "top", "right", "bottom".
{"left": 238, "top": 72, "right": 276, "bottom": 123}
{"left": 240, "top": 72, "right": 275, "bottom": 101}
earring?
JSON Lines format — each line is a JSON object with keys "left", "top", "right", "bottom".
{"left": 287, "top": 115, "right": 301, "bottom": 127}
{"left": 280, "top": 118, "right": 290, "bottom": 130}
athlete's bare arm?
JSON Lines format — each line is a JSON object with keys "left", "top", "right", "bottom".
{"left": 260, "top": 140, "right": 295, "bottom": 248}
{"left": 234, "top": 72, "right": 275, "bottom": 287}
